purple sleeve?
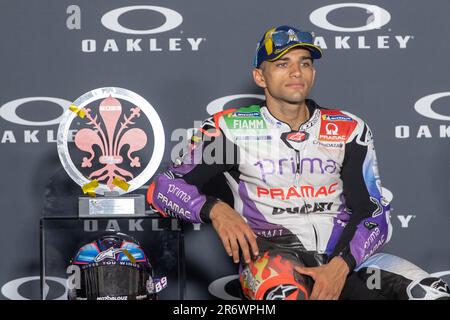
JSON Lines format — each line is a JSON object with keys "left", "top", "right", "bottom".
{"left": 149, "top": 171, "right": 210, "bottom": 224}
{"left": 331, "top": 124, "right": 392, "bottom": 269}
{"left": 147, "top": 118, "right": 238, "bottom": 224}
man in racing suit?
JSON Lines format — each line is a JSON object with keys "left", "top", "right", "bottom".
{"left": 147, "top": 25, "right": 450, "bottom": 300}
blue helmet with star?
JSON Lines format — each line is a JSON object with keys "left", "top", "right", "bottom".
{"left": 68, "top": 232, "right": 167, "bottom": 300}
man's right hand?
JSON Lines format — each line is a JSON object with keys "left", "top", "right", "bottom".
{"left": 209, "top": 201, "right": 259, "bottom": 264}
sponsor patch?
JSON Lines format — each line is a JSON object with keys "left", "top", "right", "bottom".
{"left": 322, "top": 115, "right": 353, "bottom": 121}
{"left": 235, "top": 135, "right": 272, "bottom": 141}
{"left": 286, "top": 131, "right": 309, "bottom": 142}
{"left": 364, "top": 221, "right": 379, "bottom": 230}
{"left": 319, "top": 112, "right": 357, "bottom": 142}
{"left": 231, "top": 111, "right": 261, "bottom": 117}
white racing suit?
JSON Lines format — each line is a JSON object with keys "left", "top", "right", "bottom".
{"left": 147, "top": 99, "right": 450, "bottom": 300}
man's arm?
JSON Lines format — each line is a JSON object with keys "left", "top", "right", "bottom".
{"left": 146, "top": 112, "right": 259, "bottom": 263}
{"left": 330, "top": 122, "right": 392, "bottom": 271}
{"left": 147, "top": 114, "right": 237, "bottom": 224}
{"left": 296, "top": 121, "right": 391, "bottom": 299}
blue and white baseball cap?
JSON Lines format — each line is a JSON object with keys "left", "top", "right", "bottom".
{"left": 253, "top": 25, "right": 322, "bottom": 68}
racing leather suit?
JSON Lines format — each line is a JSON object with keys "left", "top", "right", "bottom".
{"left": 147, "top": 99, "right": 450, "bottom": 300}
{"left": 148, "top": 99, "right": 390, "bottom": 270}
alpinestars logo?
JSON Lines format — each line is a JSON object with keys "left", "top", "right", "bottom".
{"left": 265, "top": 284, "right": 298, "bottom": 300}
{"left": 94, "top": 247, "right": 125, "bottom": 262}
{"left": 66, "top": 5, "right": 205, "bottom": 54}
{"left": 309, "top": 3, "right": 413, "bottom": 51}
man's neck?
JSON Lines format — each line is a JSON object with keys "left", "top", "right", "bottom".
{"left": 265, "top": 96, "right": 310, "bottom": 131}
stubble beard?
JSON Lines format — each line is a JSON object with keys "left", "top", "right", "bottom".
{"left": 273, "top": 90, "right": 308, "bottom": 106}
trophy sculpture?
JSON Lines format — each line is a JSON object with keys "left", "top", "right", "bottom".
{"left": 57, "top": 87, "right": 165, "bottom": 217}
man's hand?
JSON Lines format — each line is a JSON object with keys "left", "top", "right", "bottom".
{"left": 294, "top": 256, "right": 350, "bottom": 300}
{"left": 210, "top": 201, "right": 259, "bottom": 264}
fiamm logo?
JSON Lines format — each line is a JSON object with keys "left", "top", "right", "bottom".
{"left": 66, "top": 5, "right": 205, "bottom": 53}
{"left": 309, "top": 3, "right": 413, "bottom": 50}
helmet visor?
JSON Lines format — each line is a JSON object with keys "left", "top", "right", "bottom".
{"left": 71, "top": 264, "right": 154, "bottom": 300}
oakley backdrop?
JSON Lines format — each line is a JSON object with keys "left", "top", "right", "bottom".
{"left": 0, "top": 0, "right": 449, "bottom": 299}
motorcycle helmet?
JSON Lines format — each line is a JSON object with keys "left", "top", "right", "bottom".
{"left": 67, "top": 232, "right": 167, "bottom": 300}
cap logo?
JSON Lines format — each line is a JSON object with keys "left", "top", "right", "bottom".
{"left": 287, "top": 29, "right": 298, "bottom": 43}
{"left": 264, "top": 28, "right": 276, "bottom": 55}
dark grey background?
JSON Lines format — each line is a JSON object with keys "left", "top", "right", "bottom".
{"left": 0, "top": 0, "right": 449, "bottom": 299}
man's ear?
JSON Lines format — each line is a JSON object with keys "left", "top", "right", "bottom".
{"left": 311, "top": 67, "right": 316, "bottom": 87}
{"left": 252, "top": 67, "right": 266, "bottom": 88}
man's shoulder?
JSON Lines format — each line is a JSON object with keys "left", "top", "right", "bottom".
{"left": 212, "top": 104, "right": 266, "bottom": 131}
{"left": 319, "top": 107, "right": 365, "bottom": 124}
{"left": 197, "top": 104, "right": 263, "bottom": 137}
{"left": 211, "top": 104, "right": 263, "bottom": 120}
{"left": 318, "top": 107, "right": 371, "bottom": 143}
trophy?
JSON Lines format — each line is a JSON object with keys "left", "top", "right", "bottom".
{"left": 57, "top": 87, "right": 165, "bottom": 217}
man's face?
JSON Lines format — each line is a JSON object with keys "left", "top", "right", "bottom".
{"left": 253, "top": 48, "right": 316, "bottom": 104}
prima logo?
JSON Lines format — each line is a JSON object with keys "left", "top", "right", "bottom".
{"left": 395, "top": 92, "right": 450, "bottom": 139}
{"left": 309, "top": 3, "right": 413, "bottom": 50}
{"left": 66, "top": 5, "right": 205, "bottom": 53}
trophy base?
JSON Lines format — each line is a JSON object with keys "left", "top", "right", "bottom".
{"left": 79, "top": 193, "right": 146, "bottom": 217}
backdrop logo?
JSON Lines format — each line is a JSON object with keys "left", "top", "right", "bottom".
{"left": 0, "top": 90, "right": 166, "bottom": 149}
{"left": 208, "top": 275, "right": 241, "bottom": 300}
{"left": 101, "top": 6, "right": 182, "bottom": 34}
{"left": 1, "top": 276, "right": 67, "bottom": 300}
{"left": 310, "top": 3, "right": 390, "bottom": 32}
{"left": 382, "top": 187, "right": 415, "bottom": 229}
{"left": 395, "top": 92, "right": 450, "bottom": 139}
{"left": 415, "top": 92, "right": 450, "bottom": 121}
{"left": 309, "top": 3, "right": 413, "bottom": 50}
{"left": 66, "top": 5, "right": 205, "bottom": 53}
{"left": 0, "top": 97, "right": 69, "bottom": 126}
{"left": 0, "top": 97, "right": 71, "bottom": 144}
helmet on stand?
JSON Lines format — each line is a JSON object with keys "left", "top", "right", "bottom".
{"left": 67, "top": 232, "right": 167, "bottom": 300}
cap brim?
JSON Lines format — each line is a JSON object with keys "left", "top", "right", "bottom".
{"left": 267, "top": 43, "right": 322, "bottom": 62}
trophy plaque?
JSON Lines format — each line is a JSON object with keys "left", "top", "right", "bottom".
{"left": 57, "top": 87, "right": 165, "bottom": 217}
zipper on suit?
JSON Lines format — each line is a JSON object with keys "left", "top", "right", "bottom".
{"left": 294, "top": 150, "right": 301, "bottom": 186}
{"left": 294, "top": 149, "right": 319, "bottom": 251}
